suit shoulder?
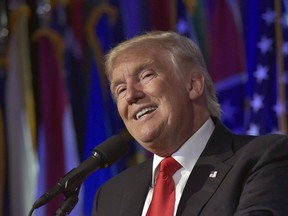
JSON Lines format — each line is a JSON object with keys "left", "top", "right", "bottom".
{"left": 232, "top": 133, "right": 288, "bottom": 170}
{"left": 233, "top": 133, "right": 288, "bottom": 152}
{"left": 101, "top": 159, "right": 152, "bottom": 187}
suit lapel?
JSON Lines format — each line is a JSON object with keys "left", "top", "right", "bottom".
{"left": 177, "top": 160, "right": 233, "bottom": 216}
{"left": 177, "top": 119, "right": 235, "bottom": 216}
{"left": 120, "top": 159, "right": 153, "bottom": 216}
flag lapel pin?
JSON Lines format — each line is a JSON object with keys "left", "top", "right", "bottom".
{"left": 209, "top": 171, "right": 218, "bottom": 178}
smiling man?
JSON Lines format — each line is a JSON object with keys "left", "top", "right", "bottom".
{"left": 92, "top": 31, "right": 288, "bottom": 216}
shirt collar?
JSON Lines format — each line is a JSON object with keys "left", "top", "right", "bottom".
{"left": 151, "top": 117, "right": 215, "bottom": 185}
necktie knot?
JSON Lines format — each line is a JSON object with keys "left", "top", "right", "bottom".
{"left": 159, "top": 157, "right": 181, "bottom": 178}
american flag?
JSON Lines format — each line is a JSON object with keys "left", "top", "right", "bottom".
{"left": 175, "top": 0, "right": 288, "bottom": 135}
{"left": 244, "top": 0, "right": 288, "bottom": 135}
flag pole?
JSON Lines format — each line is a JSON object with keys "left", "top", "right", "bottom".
{"left": 274, "top": 0, "right": 287, "bottom": 134}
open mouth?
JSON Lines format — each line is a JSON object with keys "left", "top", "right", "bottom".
{"left": 135, "top": 106, "right": 157, "bottom": 120}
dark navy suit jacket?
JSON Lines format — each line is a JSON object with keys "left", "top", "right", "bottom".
{"left": 92, "top": 119, "right": 288, "bottom": 215}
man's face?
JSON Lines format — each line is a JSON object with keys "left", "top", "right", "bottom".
{"left": 110, "top": 46, "right": 196, "bottom": 156}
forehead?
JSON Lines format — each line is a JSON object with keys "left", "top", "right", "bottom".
{"left": 110, "top": 46, "right": 169, "bottom": 78}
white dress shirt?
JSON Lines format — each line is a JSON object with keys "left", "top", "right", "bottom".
{"left": 141, "top": 118, "right": 215, "bottom": 216}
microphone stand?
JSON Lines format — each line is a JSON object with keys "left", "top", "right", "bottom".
{"left": 29, "top": 169, "right": 85, "bottom": 216}
{"left": 28, "top": 186, "right": 80, "bottom": 216}
{"left": 55, "top": 188, "right": 80, "bottom": 216}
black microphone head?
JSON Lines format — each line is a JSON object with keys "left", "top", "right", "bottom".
{"left": 93, "top": 135, "right": 129, "bottom": 167}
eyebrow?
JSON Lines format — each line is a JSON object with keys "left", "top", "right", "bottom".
{"left": 110, "top": 59, "right": 155, "bottom": 91}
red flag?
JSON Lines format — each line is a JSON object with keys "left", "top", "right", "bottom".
{"left": 207, "top": 0, "right": 245, "bottom": 82}
{"left": 35, "top": 30, "right": 66, "bottom": 214}
{"left": 148, "top": 0, "right": 177, "bottom": 30}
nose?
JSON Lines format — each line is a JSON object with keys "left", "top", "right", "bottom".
{"left": 125, "top": 82, "right": 145, "bottom": 104}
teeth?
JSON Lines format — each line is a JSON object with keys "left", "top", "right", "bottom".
{"left": 136, "top": 107, "right": 157, "bottom": 120}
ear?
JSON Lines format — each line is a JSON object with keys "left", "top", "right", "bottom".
{"left": 186, "top": 72, "right": 205, "bottom": 100}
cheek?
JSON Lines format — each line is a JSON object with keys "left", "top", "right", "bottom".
{"left": 117, "top": 101, "right": 126, "bottom": 119}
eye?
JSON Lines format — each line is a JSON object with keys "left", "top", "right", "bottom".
{"left": 140, "top": 70, "right": 156, "bottom": 84}
{"left": 115, "top": 85, "right": 127, "bottom": 98}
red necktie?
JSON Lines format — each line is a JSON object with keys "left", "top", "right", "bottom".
{"left": 146, "top": 157, "right": 181, "bottom": 216}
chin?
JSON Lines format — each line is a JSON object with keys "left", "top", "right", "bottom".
{"left": 134, "top": 135, "right": 157, "bottom": 149}
{"left": 136, "top": 130, "right": 160, "bottom": 143}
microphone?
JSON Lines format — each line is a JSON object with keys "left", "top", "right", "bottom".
{"left": 31, "top": 134, "right": 128, "bottom": 210}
